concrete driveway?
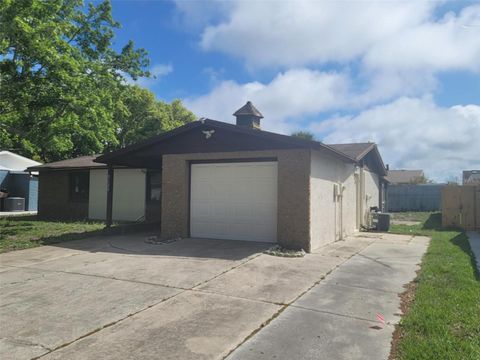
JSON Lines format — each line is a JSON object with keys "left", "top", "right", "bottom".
{"left": 0, "top": 232, "right": 428, "bottom": 360}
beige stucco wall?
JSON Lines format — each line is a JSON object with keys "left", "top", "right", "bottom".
{"left": 363, "top": 169, "right": 380, "bottom": 224}
{"left": 161, "top": 149, "right": 311, "bottom": 251}
{"left": 309, "top": 150, "right": 357, "bottom": 250}
{"left": 342, "top": 166, "right": 358, "bottom": 235}
{"left": 88, "top": 168, "right": 146, "bottom": 222}
{"left": 88, "top": 169, "right": 108, "bottom": 220}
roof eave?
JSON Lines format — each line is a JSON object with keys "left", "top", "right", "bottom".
{"left": 94, "top": 118, "right": 357, "bottom": 166}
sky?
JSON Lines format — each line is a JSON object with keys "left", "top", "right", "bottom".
{"left": 107, "top": 0, "right": 480, "bottom": 182}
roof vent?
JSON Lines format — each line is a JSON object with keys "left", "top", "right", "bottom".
{"left": 233, "top": 101, "right": 263, "bottom": 130}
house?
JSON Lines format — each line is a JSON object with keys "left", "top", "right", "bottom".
{"left": 327, "top": 142, "right": 387, "bottom": 212}
{"left": 30, "top": 102, "right": 387, "bottom": 251}
{"left": 463, "top": 170, "right": 480, "bottom": 185}
{"left": 28, "top": 155, "right": 160, "bottom": 222}
{"left": 88, "top": 101, "right": 387, "bottom": 252}
{"left": 385, "top": 169, "right": 425, "bottom": 184}
{"left": 0, "top": 151, "right": 41, "bottom": 211}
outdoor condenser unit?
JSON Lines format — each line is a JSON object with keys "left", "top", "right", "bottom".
{"left": 4, "top": 197, "right": 25, "bottom": 212}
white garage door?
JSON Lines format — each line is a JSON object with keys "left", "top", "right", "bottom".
{"left": 190, "top": 161, "right": 278, "bottom": 243}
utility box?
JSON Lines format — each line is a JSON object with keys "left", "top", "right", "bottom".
{"left": 4, "top": 197, "right": 25, "bottom": 211}
{"left": 377, "top": 213, "right": 391, "bottom": 231}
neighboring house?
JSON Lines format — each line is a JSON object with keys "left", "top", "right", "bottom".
{"left": 0, "top": 151, "right": 41, "bottom": 211}
{"left": 463, "top": 170, "right": 480, "bottom": 185}
{"left": 28, "top": 156, "right": 161, "bottom": 222}
{"left": 385, "top": 169, "right": 425, "bottom": 184}
{"left": 385, "top": 169, "right": 443, "bottom": 212}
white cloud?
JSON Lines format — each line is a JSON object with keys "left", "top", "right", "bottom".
{"left": 197, "top": 1, "right": 433, "bottom": 68}
{"left": 122, "top": 64, "right": 173, "bottom": 88}
{"left": 176, "top": 1, "right": 480, "bottom": 182}
{"left": 183, "top": 1, "right": 480, "bottom": 75}
{"left": 184, "top": 68, "right": 350, "bottom": 133}
{"left": 364, "top": 5, "right": 480, "bottom": 72}
{"left": 314, "top": 97, "right": 480, "bottom": 182}
{"left": 134, "top": 63, "right": 173, "bottom": 88}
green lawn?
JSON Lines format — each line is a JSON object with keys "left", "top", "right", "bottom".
{"left": 0, "top": 216, "right": 105, "bottom": 253}
{"left": 390, "top": 213, "right": 480, "bottom": 360}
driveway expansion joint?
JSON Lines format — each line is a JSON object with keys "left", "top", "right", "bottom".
{"left": 320, "top": 281, "right": 400, "bottom": 294}
{"left": 192, "top": 288, "right": 286, "bottom": 306}
{"left": 222, "top": 243, "right": 366, "bottom": 359}
{"left": 8, "top": 264, "right": 191, "bottom": 291}
{"left": 289, "top": 304, "right": 393, "bottom": 325}
{"left": 191, "top": 252, "right": 263, "bottom": 290}
{"left": 31, "top": 289, "right": 188, "bottom": 360}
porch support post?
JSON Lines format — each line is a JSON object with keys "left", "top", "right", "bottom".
{"left": 106, "top": 164, "right": 114, "bottom": 227}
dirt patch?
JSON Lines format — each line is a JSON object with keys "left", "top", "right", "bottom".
{"left": 388, "top": 270, "right": 419, "bottom": 360}
{"left": 391, "top": 220, "right": 421, "bottom": 226}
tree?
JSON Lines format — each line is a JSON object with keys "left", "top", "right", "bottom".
{"left": 291, "top": 131, "right": 316, "bottom": 141}
{"left": 0, "top": 0, "right": 150, "bottom": 162}
{"left": 113, "top": 85, "right": 195, "bottom": 149}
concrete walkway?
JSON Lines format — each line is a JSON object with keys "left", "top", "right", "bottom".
{"left": 467, "top": 231, "right": 480, "bottom": 272}
{"left": 227, "top": 233, "right": 430, "bottom": 360}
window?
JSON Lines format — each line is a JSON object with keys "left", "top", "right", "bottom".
{"left": 69, "top": 172, "right": 89, "bottom": 201}
{"left": 147, "top": 171, "right": 162, "bottom": 202}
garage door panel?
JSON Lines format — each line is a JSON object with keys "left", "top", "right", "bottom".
{"left": 190, "top": 162, "right": 277, "bottom": 243}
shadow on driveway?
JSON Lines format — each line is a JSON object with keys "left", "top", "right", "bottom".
{"left": 52, "top": 233, "right": 271, "bottom": 261}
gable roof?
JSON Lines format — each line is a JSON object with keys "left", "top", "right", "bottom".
{"left": 27, "top": 155, "right": 105, "bottom": 171}
{"left": 28, "top": 121, "right": 388, "bottom": 176}
{"left": 327, "top": 143, "right": 375, "bottom": 161}
{"left": 386, "top": 170, "right": 424, "bottom": 184}
{"left": 328, "top": 142, "right": 387, "bottom": 176}
{"left": 96, "top": 119, "right": 356, "bottom": 165}
{"left": 233, "top": 101, "right": 264, "bottom": 118}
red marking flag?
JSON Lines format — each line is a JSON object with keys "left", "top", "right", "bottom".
{"left": 376, "top": 313, "right": 385, "bottom": 326}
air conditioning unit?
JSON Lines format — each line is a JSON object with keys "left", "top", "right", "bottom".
{"left": 4, "top": 197, "right": 25, "bottom": 212}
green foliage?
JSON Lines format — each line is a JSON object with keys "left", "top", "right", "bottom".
{"left": 390, "top": 214, "right": 480, "bottom": 360}
{"left": 0, "top": 0, "right": 155, "bottom": 161}
{"left": 113, "top": 86, "right": 195, "bottom": 149}
{"left": 291, "top": 131, "right": 316, "bottom": 141}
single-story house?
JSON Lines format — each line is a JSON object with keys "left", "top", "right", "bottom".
{"left": 31, "top": 102, "right": 387, "bottom": 252}
{"left": 0, "top": 151, "right": 41, "bottom": 211}
{"left": 385, "top": 169, "right": 425, "bottom": 184}
{"left": 28, "top": 156, "right": 161, "bottom": 222}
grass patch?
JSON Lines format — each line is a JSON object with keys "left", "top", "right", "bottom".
{"left": 0, "top": 216, "right": 105, "bottom": 253}
{"left": 389, "top": 213, "right": 480, "bottom": 360}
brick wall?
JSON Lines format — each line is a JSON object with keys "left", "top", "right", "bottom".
{"left": 38, "top": 170, "right": 88, "bottom": 220}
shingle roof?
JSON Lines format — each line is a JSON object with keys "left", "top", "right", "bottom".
{"left": 27, "top": 155, "right": 104, "bottom": 171}
{"left": 96, "top": 119, "right": 356, "bottom": 165}
{"left": 233, "top": 101, "right": 264, "bottom": 118}
{"left": 386, "top": 170, "right": 424, "bottom": 184}
{"left": 327, "top": 143, "right": 375, "bottom": 161}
